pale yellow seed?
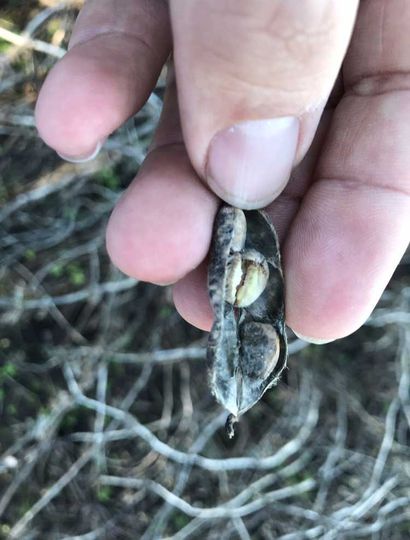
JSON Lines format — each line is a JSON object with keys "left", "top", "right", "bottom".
{"left": 225, "top": 249, "right": 269, "bottom": 308}
{"left": 235, "top": 258, "right": 269, "bottom": 307}
{"left": 225, "top": 254, "right": 243, "bottom": 304}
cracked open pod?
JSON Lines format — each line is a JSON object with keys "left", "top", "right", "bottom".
{"left": 207, "top": 206, "right": 288, "bottom": 436}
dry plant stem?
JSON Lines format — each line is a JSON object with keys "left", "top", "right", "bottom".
{"left": 49, "top": 340, "right": 305, "bottom": 367}
{"left": 231, "top": 518, "right": 252, "bottom": 540}
{"left": 398, "top": 327, "right": 410, "bottom": 427}
{"left": 63, "top": 362, "right": 321, "bottom": 472}
{"left": 158, "top": 364, "right": 174, "bottom": 431}
{"left": 179, "top": 363, "right": 194, "bottom": 422}
{"left": 0, "top": 278, "right": 137, "bottom": 309}
{"left": 34, "top": 237, "right": 105, "bottom": 284}
{"left": 8, "top": 449, "right": 93, "bottom": 539}
{"left": 172, "top": 452, "right": 319, "bottom": 540}
{"left": 0, "top": 26, "right": 65, "bottom": 58}
{"left": 141, "top": 412, "right": 230, "bottom": 540}
{"left": 0, "top": 443, "right": 48, "bottom": 521}
{"left": 0, "top": 161, "right": 111, "bottom": 224}
{"left": 93, "top": 362, "right": 109, "bottom": 471}
{"left": 60, "top": 520, "right": 115, "bottom": 540}
{"left": 15, "top": 261, "right": 86, "bottom": 344}
{"left": 0, "top": 393, "right": 74, "bottom": 519}
{"left": 99, "top": 474, "right": 316, "bottom": 519}
{"left": 314, "top": 390, "right": 348, "bottom": 511}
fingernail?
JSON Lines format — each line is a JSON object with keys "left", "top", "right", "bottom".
{"left": 58, "top": 140, "right": 104, "bottom": 163}
{"left": 206, "top": 117, "right": 299, "bottom": 209}
{"left": 292, "top": 329, "right": 335, "bottom": 345}
{"left": 152, "top": 280, "right": 175, "bottom": 287}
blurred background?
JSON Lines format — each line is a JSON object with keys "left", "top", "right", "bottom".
{"left": 0, "top": 1, "right": 409, "bottom": 539}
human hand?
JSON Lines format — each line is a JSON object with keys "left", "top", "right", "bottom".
{"left": 35, "top": 0, "right": 410, "bottom": 343}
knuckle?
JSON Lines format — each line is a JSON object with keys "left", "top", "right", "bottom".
{"left": 197, "top": 1, "right": 344, "bottom": 105}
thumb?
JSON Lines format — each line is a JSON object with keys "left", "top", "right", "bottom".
{"left": 170, "top": 0, "right": 358, "bottom": 209}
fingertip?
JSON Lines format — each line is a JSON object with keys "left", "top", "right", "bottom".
{"left": 35, "top": 49, "right": 111, "bottom": 156}
{"left": 56, "top": 139, "right": 105, "bottom": 163}
{"left": 35, "top": 33, "right": 162, "bottom": 157}
{"left": 284, "top": 183, "right": 409, "bottom": 342}
{"left": 106, "top": 146, "right": 218, "bottom": 285}
{"left": 290, "top": 329, "right": 337, "bottom": 345}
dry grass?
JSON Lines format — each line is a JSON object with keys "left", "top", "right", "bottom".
{"left": 0, "top": 2, "right": 409, "bottom": 539}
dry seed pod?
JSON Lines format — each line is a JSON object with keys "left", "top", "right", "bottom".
{"left": 207, "top": 206, "right": 288, "bottom": 435}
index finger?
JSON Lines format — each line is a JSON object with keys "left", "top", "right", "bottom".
{"left": 35, "top": 0, "right": 170, "bottom": 159}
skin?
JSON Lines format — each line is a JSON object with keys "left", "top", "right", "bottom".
{"left": 35, "top": 0, "right": 410, "bottom": 342}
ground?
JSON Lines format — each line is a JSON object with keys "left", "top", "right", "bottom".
{"left": 0, "top": 1, "right": 409, "bottom": 539}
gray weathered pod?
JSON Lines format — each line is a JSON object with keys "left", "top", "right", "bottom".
{"left": 207, "top": 206, "right": 288, "bottom": 433}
